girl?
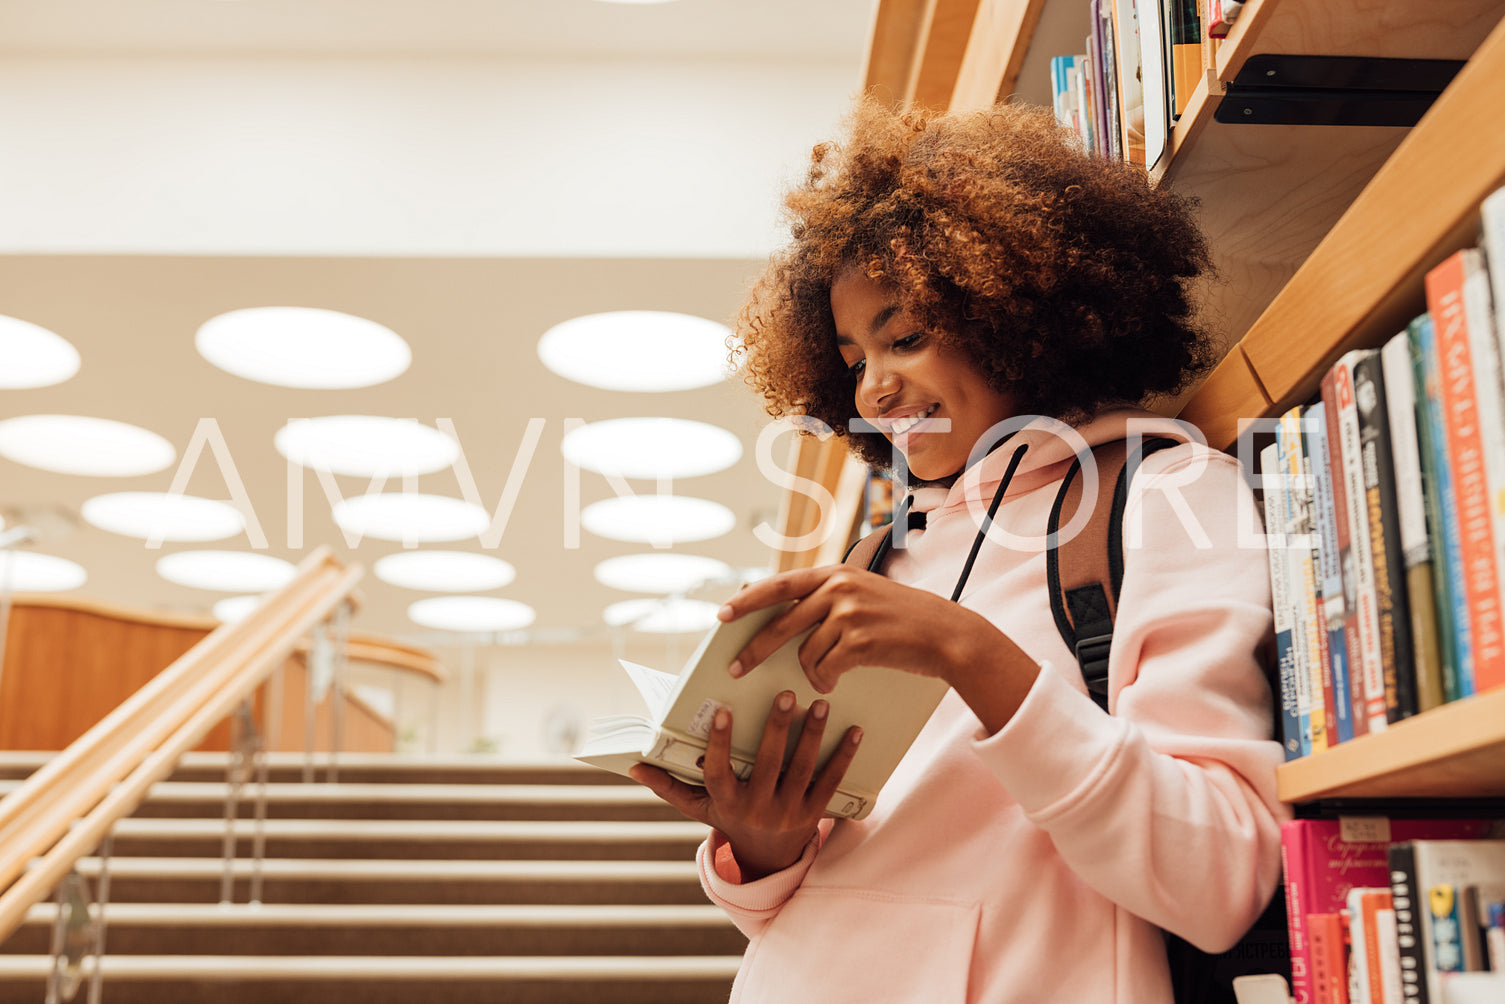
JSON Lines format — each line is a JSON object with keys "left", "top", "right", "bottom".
{"left": 629, "top": 96, "right": 1286, "bottom": 1003}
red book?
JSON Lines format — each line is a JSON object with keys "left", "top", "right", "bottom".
{"left": 1426, "top": 251, "right": 1505, "bottom": 693}
{"left": 1308, "top": 911, "right": 1350, "bottom": 1004}
{"left": 1322, "top": 364, "right": 1371, "bottom": 737}
{"left": 1281, "top": 817, "right": 1498, "bottom": 1004}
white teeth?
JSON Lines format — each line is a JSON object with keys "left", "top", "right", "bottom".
{"left": 889, "top": 403, "right": 937, "bottom": 435}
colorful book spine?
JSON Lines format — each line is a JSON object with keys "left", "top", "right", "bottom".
{"left": 1309, "top": 910, "right": 1351, "bottom": 1003}
{"left": 1331, "top": 351, "right": 1390, "bottom": 733}
{"left": 1280, "top": 407, "right": 1325, "bottom": 751}
{"left": 1409, "top": 313, "right": 1473, "bottom": 702}
{"left": 1354, "top": 350, "right": 1418, "bottom": 723}
{"left": 1384, "top": 330, "right": 1447, "bottom": 714}
{"left": 1263, "top": 440, "right": 1304, "bottom": 759}
{"left": 1425, "top": 252, "right": 1505, "bottom": 695}
{"left": 1390, "top": 839, "right": 1505, "bottom": 1004}
{"left": 1308, "top": 403, "right": 1355, "bottom": 743}
{"left": 1323, "top": 364, "right": 1370, "bottom": 738}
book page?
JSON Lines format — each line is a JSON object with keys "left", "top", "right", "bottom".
{"left": 618, "top": 659, "right": 679, "bottom": 720}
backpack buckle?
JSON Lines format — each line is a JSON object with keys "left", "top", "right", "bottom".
{"left": 1075, "top": 633, "right": 1112, "bottom": 698}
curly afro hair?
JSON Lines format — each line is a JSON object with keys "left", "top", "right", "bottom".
{"left": 734, "top": 95, "right": 1215, "bottom": 470}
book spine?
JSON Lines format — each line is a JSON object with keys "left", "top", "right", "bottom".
{"left": 1410, "top": 313, "right": 1473, "bottom": 701}
{"left": 1391, "top": 841, "right": 1430, "bottom": 1004}
{"left": 1334, "top": 351, "right": 1390, "bottom": 732}
{"left": 1459, "top": 249, "right": 1505, "bottom": 694}
{"left": 1309, "top": 911, "right": 1349, "bottom": 1004}
{"left": 1112, "top": 0, "right": 1147, "bottom": 166}
{"left": 1324, "top": 367, "right": 1371, "bottom": 738}
{"left": 1385, "top": 330, "right": 1447, "bottom": 714}
{"left": 1097, "top": 0, "right": 1123, "bottom": 162}
{"left": 1264, "top": 440, "right": 1304, "bottom": 759}
{"left": 1308, "top": 403, "right": 1355, "bottom": 742}
{"left": 1355, "top": 350, "right": 1419, "bottom": 722}
{"left": 1481, "top": 186, "right": 1505, "bottom": 339}
{"left": 1429, "top": 884, "right": 1466, "bottom": 976}
{"left": 1377, "top": 907, "right": 1405, "bottom": 1004}
{"left": 1284, "top": 825, "right": 1316, "bottom": 1003}
{"left": 1284, "top": 405, "right": 1331, "bottom": 749}
{"left": 1168, "top": 0, "right": 1200, "bottom": 118}
{"left": 1427, "top": 252, "right": 1505, "bottom": 695}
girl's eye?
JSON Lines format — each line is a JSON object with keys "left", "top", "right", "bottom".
{"left": 894, "top": 333, "right": 924, "bottom": 351}
{"left": 847, "top": 358, "right": 866, "bottom": 378}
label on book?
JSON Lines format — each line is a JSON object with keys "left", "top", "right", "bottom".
{"left": 686, "top": 698, "right": 731, "bottom": 740}
{"left": 1343, "top": 816, "right": 1393, "bottom": 844}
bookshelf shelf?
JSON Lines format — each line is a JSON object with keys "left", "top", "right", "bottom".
{"left": 1276, "top": 688, "right": 1505, "bottom": 802}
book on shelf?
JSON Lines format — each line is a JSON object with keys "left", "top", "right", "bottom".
{"left": 1481, "top": 187, "right": 1505, "bottom": 338}
{"left": 1347, "top": 886, "right": 1400, "bottom": 1004}
{"left": 1353, "top": 349, "right": 1419, "bottom": 723}
{"left": 1167, "top": 0, "right": 1201, "bottom": 118}
{"left": 1281, "top": 817, "right": 1500, "bottom": 1004}
{"left": 1133, "top": 0, "right": 1170, "bottom": 170}
{"left": 574, "top": 601, "right": 947, "bottom": 821}
{"left": 1409, "top": 313, "right": 1474, "bottom": 703}
{"left": 1327, "top": 351, "right": 1390, "bottom": 734}
{"left": 1424, "top": 250, "right": 1505, "bottom": 695}
{"left": 1389, "top": 838, "right": 1505, "bottom": 1004}
{"left": 1206, "top": 0, "right": 1243, "bottom": 38}
{"left": 1308, "top": 909, "right": 1351, "bottom": 1004}
{"left": 1279, "top": 405, "right": 1327, "bottom": 752}
{"left": 1110, "top": 0, "right": 1147, "bottom": 166}
{"left": 1308, "top": 403, "right": 1357, "bottom": 744}
{"left": 1090, "top": 0, "right": 1123, "bottom": 162}
{"left": 1262, "top": 440, "right": 1305, "bottom": 760}
{"left": 1383, "top": 331, "right": 1447, "bottom": 714}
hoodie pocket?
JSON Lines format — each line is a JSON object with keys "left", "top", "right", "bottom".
{"left": 734, "top": 887, "right": 980, "bottom": 1004}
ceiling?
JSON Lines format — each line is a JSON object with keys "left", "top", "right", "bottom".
{"left": 0, "top": 0, "right": 879, "bottom": 648}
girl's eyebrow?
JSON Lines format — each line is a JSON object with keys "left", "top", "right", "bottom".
{"left": 835, "top": 304, "right": 901, "bottom": 347}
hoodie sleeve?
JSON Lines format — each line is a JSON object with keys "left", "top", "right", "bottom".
{"left": 695, "top": 823, "right": 831, "bottom": 939}
{"left": 974, "top": 445, "right": 1289, "bottom": 952}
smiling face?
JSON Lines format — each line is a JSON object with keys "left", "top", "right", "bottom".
{"left": 831, "top": 269, "right": 1017, "bottom": 482}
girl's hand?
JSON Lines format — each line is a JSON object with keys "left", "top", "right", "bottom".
{"left": 629, "top": 688, "right": 862, "bottom": 881}
{"left": 721, "top": 565, "right": 1040, "bottom": 733}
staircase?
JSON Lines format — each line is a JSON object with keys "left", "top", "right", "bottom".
{"left": 0, "top": 752, "right": 744, "bottom": 1003}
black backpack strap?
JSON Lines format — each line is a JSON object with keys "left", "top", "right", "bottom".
{"left": 1047, "top": 437, "right": 1179, "bottom": 712}
{"left": 842, "top": 494, "right": 926, "bottom": 574}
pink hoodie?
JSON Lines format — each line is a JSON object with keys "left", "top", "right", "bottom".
{"left": 698, "top": 409, "right": 1290, "bottom": 1003}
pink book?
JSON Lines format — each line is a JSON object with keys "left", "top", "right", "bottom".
{"left": 1282, "top": 817, "right": 1500, "bottom": 1004}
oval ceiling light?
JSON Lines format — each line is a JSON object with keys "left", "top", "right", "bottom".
{"left": 408, "top": 596, "right": 536, "bottom": 633}
{"left": 604, "top": 597, "right": 721, "bottom": 634}
{"left": 594, "top": 553, "right": 734, "bottom": 594}
{"left": 82, "top": 492, "right": 245, "bottom": 543}
{"left": 581, "top": 495, "right": 736, "bottom": 545}
{"left": 0, "top": 415, "right": 175, "bottom": 477}
{"left": 196, "top": 307, "right": 411, "bottom": 389}
{"left": 212, "top": 594, "right": 264, "bottom": 623}
{"left": 0, "top": 552, "right": 87, "bottom": 592}
{"left": 537, "top": 311, "right": 732, "bottom": 392}
{"left": 562, "top": 417, "right": 743, "bottom": 480}
{"left": 156, "top": 550, "right": 298, "bottom": 592}
{"left": 331, "top": 493, "right": 489, "bottom": 543}
{"left": 276, "top": 416, "right": 459, "bottom": 479}
{"left": 0, "top": 317, "right": 81, "bottom": 389}
{"left": 374, "top": 551, "right": 516, "bottom": 592}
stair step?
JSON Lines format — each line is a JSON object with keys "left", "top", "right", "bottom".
{"left": 0, "top": 954, "right": 742, "bottom": 1004}
{"left": 0, "top": 751, "right": 632, "bottom": 787}
{"left": 0, "top": 779, "right": 681, "bottom": 822}
{"left": 70, "top": 856, "right": 710, "bottom": 905}
{"left": 6, "top": 903, "right": 745, "bottom": 957}
{"left": 105, "top": 816, "right": 709, "bottom": 860}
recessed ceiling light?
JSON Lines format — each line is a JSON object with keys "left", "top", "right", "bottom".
{"left": 0, "top": 415, "right": 175, "bottom": 477}
{"left": 276, "top": 416, "right": 459, "bottom": 478}
{"left": 537, "top": 311, "right": 732, "bottom": 392}
{"left": 408, "top": 596, "right": 536, "bottom": 633}
{"left": 82, "top": 492, "right": 245, "bottom": 542}
{"left": 156, "top": 550, "right": 298, "bottom": 592}
{"left": 0, "top": 552, "right": 87, "bottom": 591}
{"left": 331, "top": 494, "right": 490, "bottom": 543}
{"left": 562, "top": 417, "right": 743, "bottom": 480}
{"left": 604, "top": 597, "right": 720, "bottom": 634}
{"left": 196, "top": 307, "right": 411, "bottom": 389}
{"left": 212, "top": 595, "right": 264, "bottom": 623}
{"left": 594, "top": 553, "right": 734, "bottom": 594}
{"left": 0, "top": 317, "right": 80, "bottom": 389}
{"left": 374, "top": 551, "right": 516, "bottom": 592}
{"left": 581, "top": 495, "right": 736, "bottom": 544}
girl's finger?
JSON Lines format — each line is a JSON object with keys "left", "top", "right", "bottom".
{"left": 780, "top": 699, "right": 830, "bottom": 790}
{"left": 699, "top": 707, "right": 742, "bottom": 802}
{"left": 727, "top": 587, "right": 835, "bottom": 680}
{"left": 745, "top": 691, "right": 798, "bottom": 799}
{"left": 805, "top": 725, "right": 864, "bottom": 814}
{"left": 796, "top": 618, "right": 848, "bottom": 694}
{"left": 719, "top": 566, "right": 834, "bottom": 621}
{"left": 628, "top": 765, "right": 712, "bottom": 825}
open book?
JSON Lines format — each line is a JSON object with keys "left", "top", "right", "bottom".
{"left": 574, "top": 602, "right": 949, "bottom": 820}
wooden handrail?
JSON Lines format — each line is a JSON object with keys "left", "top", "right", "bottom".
{"left": 0, "top": 547, "right": 362, "bottom": 943}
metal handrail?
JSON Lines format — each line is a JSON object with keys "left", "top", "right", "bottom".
{"left": 0, "top": 546, "right": 362, "bottom": 944}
